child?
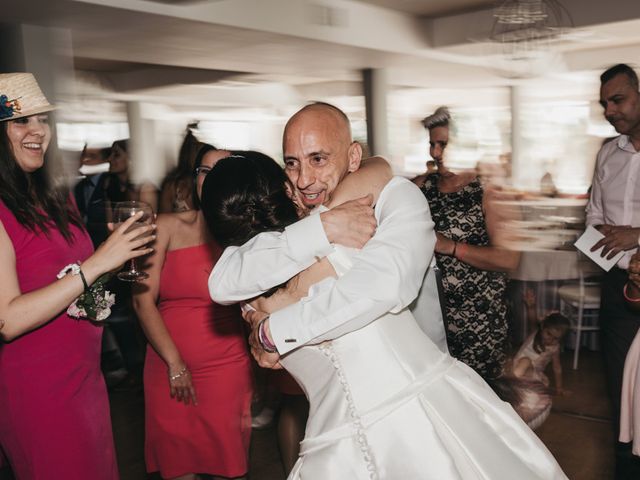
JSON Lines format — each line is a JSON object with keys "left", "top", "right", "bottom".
{"left": 513, "top": 288, "right": 571, "bottom": 395}
{"left": 492, "top": 289, "right": 570, "bottom": 430}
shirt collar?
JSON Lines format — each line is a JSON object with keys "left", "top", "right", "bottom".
{"left": 617, "top": 135, "right": 640, "bottom": 153}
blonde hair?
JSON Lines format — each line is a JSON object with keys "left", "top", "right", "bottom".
{"left": 421, "top": 106, "right": 450, "bottom": 130}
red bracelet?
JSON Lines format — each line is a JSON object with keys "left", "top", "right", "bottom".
{"left": 623, "top": 283, "right": 640, "bottom": 303}
{"left": 455, "top": 242, "right": 469, "bottom": 262}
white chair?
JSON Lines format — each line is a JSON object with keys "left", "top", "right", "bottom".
{"left": 557, "top": 268, "right": 602, "bottom": 370}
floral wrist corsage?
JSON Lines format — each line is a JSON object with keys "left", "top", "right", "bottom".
{"left": 57, "top": 263, "right": 116, "bottom": 322}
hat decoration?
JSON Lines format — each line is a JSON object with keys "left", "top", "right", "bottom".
{"left": 0, "top": 73, "right": 54, "bottom": 121}
{"left": 0, "top": 95, "right": 21, "bottom": 120}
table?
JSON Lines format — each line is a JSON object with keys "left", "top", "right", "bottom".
{"left": 511, "top": 250, "right": 599, "bottom": 282}
{"left": 507, "top": 249, "right": 602, "bottom": 347}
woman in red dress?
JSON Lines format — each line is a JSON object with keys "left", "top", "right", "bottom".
{"left": 0, "top": 73, "right": 155, "bottom": 479}
{"left": 133, "top": 145, "right": 252, "bottom": 480}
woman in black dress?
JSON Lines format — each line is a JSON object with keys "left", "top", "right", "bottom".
{"left": 419, "top": 107, "right": 520, "bottom": 380}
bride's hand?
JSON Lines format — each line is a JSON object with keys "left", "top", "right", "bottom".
{"left": 243, "top": 308, "right": 266, "bottom": 329}
{"left": 250, "top": 343, "right": 282, "bottom": 369}
{"left": 246, "top": 314, "right": 282, "bottom": 369}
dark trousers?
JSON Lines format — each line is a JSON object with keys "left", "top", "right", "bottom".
{"left": 600, "top": 268, "right": 640, "bottom": 479}
{"left": 600, "top": 268, "right": 640, "bottom": 430}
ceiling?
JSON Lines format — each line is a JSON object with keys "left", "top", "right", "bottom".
{"left": 355, "top": 0, "right": 496, "bottom": 16}
{"left": 3, "top": 0, "right": 640, "bottom": 121}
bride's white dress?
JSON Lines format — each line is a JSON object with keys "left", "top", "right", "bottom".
{"left": 281, "top": 246, "right": 567, "bottom": 480}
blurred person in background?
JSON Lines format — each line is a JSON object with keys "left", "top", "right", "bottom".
{"left": 409, "top": 108, "right": 450, "bottom": 352}
{"left": 74, "top": 143, "right": 131, "bottom": 386}
{"left": 159, "top": 123, "right": 204, "bottom": 213}
{"left": 104, "top": 137, "right": 160, "bottom": 389}
{"left": 74, "top": 143, "right": 111, "bottom": 244}
{"left": 493, "top": 289, "right": 570, "bottom": 431}
{"left": 419, "top": 106, "right": 520, "bottom": 382}
{"left": 587, "top": 63, "right": 640, "bottom": 479}
{"left": 411, "top": 106, "right": 449, "bottom": 189}
{"left": 133, "top": 144, "right": 252, "bottom": 480}
{"left": 108, "top": 138, "right": 159, "bottom": 211}
{"left": 0, "top": 72, "right": 155, "bottom": 479}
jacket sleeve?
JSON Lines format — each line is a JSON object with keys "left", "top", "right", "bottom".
{"left": 269, "top": 178, "right": 435, "bottom": 354}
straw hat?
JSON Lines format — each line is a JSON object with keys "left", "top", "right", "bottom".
{"left": 0, "top": 72, "right": 55, "bottom": 122}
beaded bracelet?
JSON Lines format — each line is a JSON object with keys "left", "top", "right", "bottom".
{"left": 623, "top": 282, "right": 640, "bottom": 303}
{"left": 169, "top": 367, "right": 188, "bottom": 382}
{"left": 258, "top": 317, "right": 278, "bottom": 353}
{"left": 169, "top": 367, "right": 187, "bottom": 382}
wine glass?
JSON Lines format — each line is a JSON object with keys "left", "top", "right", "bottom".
{"left": 113, "top": 200, "right": 153, "bottom": 282}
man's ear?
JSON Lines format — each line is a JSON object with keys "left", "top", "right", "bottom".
{"left": 347, "top": 141, "right": 363, "bottom": 173}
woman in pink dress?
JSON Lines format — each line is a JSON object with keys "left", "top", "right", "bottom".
{"left": 133, "top": 145, "right": 252, "bottom": 480}
{"left": 0, "top": 73, "right": 155, "bottom": 479}
{"left": 620, "top": 251, "right": 640, "bottom": 459}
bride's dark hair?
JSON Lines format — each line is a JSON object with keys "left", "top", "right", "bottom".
{"left": 200, "top": 150, "right": 299, "bottom": 248}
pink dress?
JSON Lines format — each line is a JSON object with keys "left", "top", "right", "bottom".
{"left": 144, "top": 243, "right": 252, "bottom": 478}
{"left": 0, "top": 201, "right": 118, "bottom": 479}
{"left": 620, "top": 329, "right": 640, "bottom": 454}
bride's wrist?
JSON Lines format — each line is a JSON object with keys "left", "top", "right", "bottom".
{"left": 258, "top": 317, "right": 277, "bottom": 353}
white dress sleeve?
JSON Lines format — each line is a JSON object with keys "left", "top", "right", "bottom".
{"left": 208, "top": 212, "right": 334, "bottom": 304}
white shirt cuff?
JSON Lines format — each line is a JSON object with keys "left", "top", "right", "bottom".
{"left": 269, "top": 301, "right": 306, "bottom": 355}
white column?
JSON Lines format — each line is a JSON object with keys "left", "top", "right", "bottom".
{"left": 126, "top": 101, "right": 161, "bottom": 188}
{"left": 510, "top": 85, "right": 523, "bottom": 188}
{"left": 362, "top": 68, "right": 389, "bottom": 158}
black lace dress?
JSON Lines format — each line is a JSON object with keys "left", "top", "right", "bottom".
{"left": 422, "top": 173, "right": 508, "bottom": 379}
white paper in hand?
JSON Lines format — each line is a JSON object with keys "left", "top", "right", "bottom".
{"left": 574, "top": 225, "right": 625, "bottom": 271}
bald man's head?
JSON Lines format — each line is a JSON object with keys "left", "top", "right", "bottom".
{"left": 282, "top": 103, "right": 362, "bottom": 208}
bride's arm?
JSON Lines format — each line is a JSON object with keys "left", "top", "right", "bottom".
{"left": 251, "top": 258, "right": 336, "bottom": 314}
{"left": 251, "top": 158, "right": 391, "bottom": 316}
{"left": 329, "top": 156, "right": 392, "bottom": 208}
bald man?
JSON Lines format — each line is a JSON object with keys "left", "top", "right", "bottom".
{"left": 208, "top": 102, "right": 446, "bottom": 360}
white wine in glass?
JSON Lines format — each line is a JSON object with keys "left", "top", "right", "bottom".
{"left": 113, "top": 201, "right": 153, "bottom": 282}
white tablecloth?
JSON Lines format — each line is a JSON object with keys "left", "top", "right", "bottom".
{"left": 510, "top": 250, "right": 601, "bottom": 282}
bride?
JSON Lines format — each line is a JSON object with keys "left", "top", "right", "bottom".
{"left": 201, "top": 150, "right": 567, "bottom": 480}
